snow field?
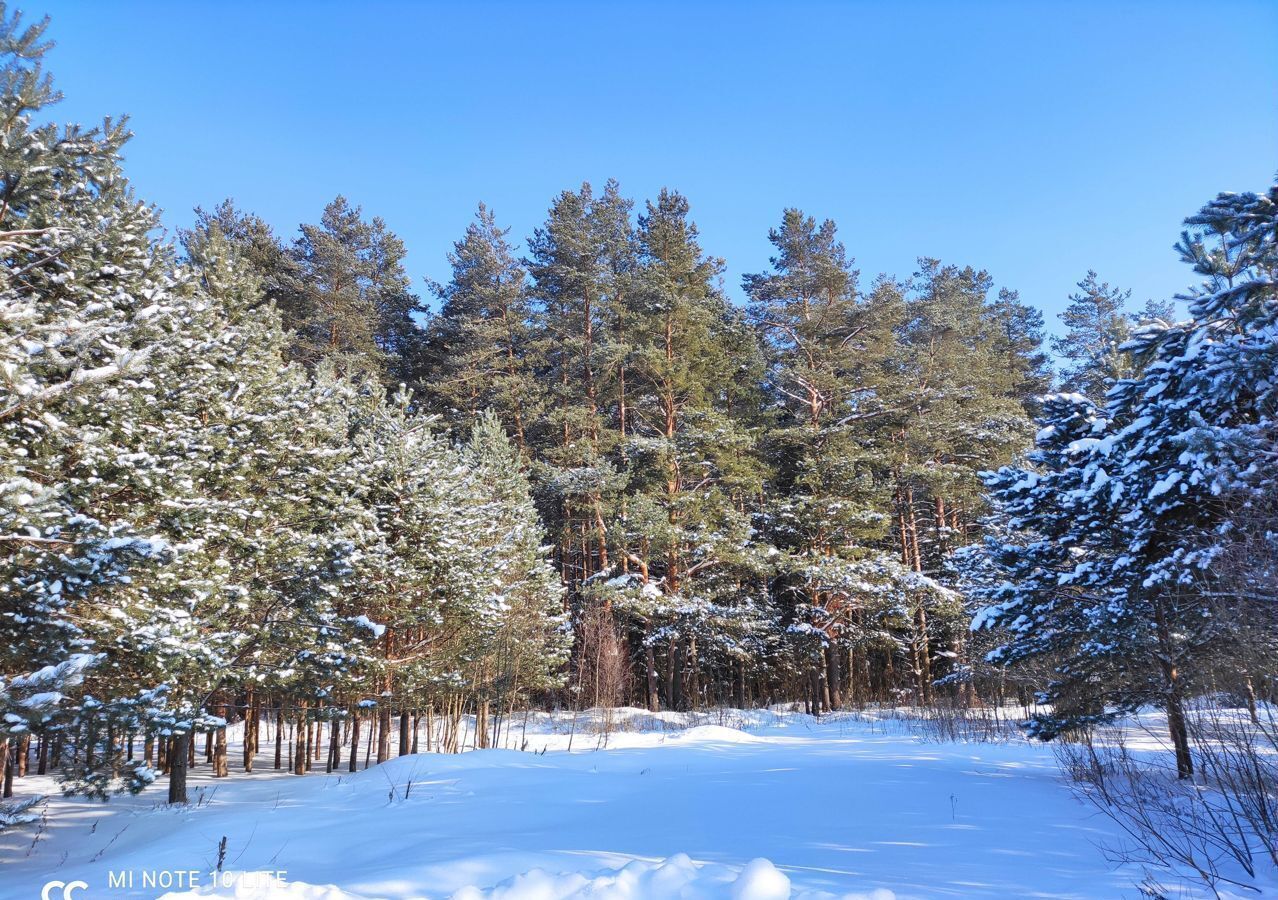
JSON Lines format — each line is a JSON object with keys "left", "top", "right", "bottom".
{"left": 2, "top": 708, "right": 1143, "bottom": 898}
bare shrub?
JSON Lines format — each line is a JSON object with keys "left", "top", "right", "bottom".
{"left": 574, "top": 607, "right": 630, "bottom": 734}
{"left": 1056, "top": 705, "right": 1278, "bottom": 897}
{"left": 838, "top": 701, "right": 1023, "bottom": 743}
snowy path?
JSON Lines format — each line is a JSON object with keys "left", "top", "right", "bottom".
{"left": 0, "top": 712, "right": 1139, "bottom": 898}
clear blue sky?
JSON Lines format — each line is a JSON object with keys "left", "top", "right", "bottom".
{"left": 35, "top": 0, "right": 1278, "bottom": 332}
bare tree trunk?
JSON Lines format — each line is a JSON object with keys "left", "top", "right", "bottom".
{"left": 243, "top": 690, "right": 256, "bottom": 773}
{"left": 644, "top": 642, "right": 659, "bottom": 712}
{"left": 1243, "top": 674, "right": 1260, "bottom": 725}
{"left": 274, "top": 705, "right": 283, "bottom": 770}
{"left": 327, "top": 719, "right": 340, "bottom": 773}
{"left": 825, "top": 646, "right": 843, "bottom": 710}
{"left": 167, "top": 734, "right": 189, "bottom": 804}
{"left": 348, "top": 711, "right": 360, "bottom": 773}
{"left": 1155, "top": 604, "right": 1194, "bottom": 779}
{"left": 376, "top": 704, "right": 391, "bottom": 764}
{"left": 477, "top": 701, "right": 490, "bottom": 750}
{"left": 913, "top": 604, "right": 932, "bottom": 704}
{"left": 1166, "top": 688, "right": 1193, "bottom": 780}
{"left": 0, "top": 740, "right": 11, "bottom": 798}
{"left": 213, "top": 722, "right": 228, "bottom": 777}
{"left": 672, "top": 638, "right": 685, "bottom": 710}
{"left": 293, "top": 704, "right": 307, "bottom": 776}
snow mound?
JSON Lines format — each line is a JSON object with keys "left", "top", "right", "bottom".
{"left": 161, "top": 873, "right": 361, "bottom": 899}
{"left": 450, "top": 853, "right": 887, "bottom": 899}
{"left": 162, "top": 858, "right": 897, "bottom": 900}
{"left": 671, "top": 724, "right": 762, "bottom": 744}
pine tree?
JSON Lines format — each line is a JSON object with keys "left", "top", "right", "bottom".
{"left": 187, "top": 200, "right": 292, "bottom": 307}
{"left": 419, "top": 205, "right": 539, "bottom": 451}
{"left": 525, "top": 182, "right": 632, "bottom": 593}
{"left": 0, "top": 4, "right": 201, "bottom": 799}
{"left": 174, "top": 223, "right": 370, "bottom": 790}
{"left": 596, "top": 189, "right": 769, "bottom": 710}
{"left": 989, "top": 287, "right": 1052, "bottom": 413}
{"left": 1051, "top": 271, "right": 1136, "bottom": 401}
{"left": 276, "top": 196, "right": 424, "bottom": 383}
{"left": 744, "top": 211, "right": 908, "bottom": 710}
{"left": 974, "top": 181, "right": 1278, "bottom": 778}
{"left": 874, "top": 260, "right": 1040, "bottom": 701}
{"left": 465, "top": 413, "right": 570, "bottom": 714}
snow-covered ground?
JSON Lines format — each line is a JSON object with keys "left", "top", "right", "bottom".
{"left": 1, "top": 708, "right": 1157, "bottom": 898}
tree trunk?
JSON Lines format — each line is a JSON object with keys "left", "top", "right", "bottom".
{"left": 0, "top": 740, "right": 11, "bottom": 799}
{"left": 1243, "top": 674, "right": 1259, "bottom": 725}
{"left": 644, "top": 642, "right": 659, "bottom": 712}
{"left": 348, "top": 711, "right": 361, "bottom": 773}
{"left": 377, "top": 704, "right": 391, "bottom": 764}
{"left": 913, "top": 604, "right": 932, "bottom": 704}
{"left": 213, "top": 724, "right": 228, "bottom": 777}
{"left": 293, "top": 706, "right": 307, "bottom": 776}
{"left": 1166, "top": 690, "right": 1194, "bottom": 780}
{"left": 825, "top": 646, "right": 843, "bottom": 710}
{"left": 243, "top": 690, "right": 256, "bottom": 773}
{"left": 274, "top": 706, "right": 283, "bottom": 770}
{"left": 687, "top": 637, "right": 700, "bottom": 710}
{"left": 167, "top": 734, "right": 189, "bottom": 804}
{"left": 327, "top": 719, "right": 340, "bottom": 773}
{"left": 671, "top": 638, "right": 685, "bottom": 711}
{"left": 1155, "top": 604, "right": 1194, "bottom": 779}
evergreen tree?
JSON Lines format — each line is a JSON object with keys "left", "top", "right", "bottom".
{"left": 0, "top": 5, "right": 198, "bottom": 798}
{"left": 989, "top": 287, "right": 1052, "bottom": 413}
{"left": 465, "top": 413, "right": 571, "bottom": 711}
{"left": 974, "top": 181, "right": 1278, "bottom": 778}
{"left": 1051, "top": 271, "right": 1136, "bottom": 401}
{"left": 597, "top": 189, "right": 769, "bottom": 710}
{"left": 276, "top": 196, "right": 424, "bottom": 383}
{"left": 186, "top": 200, "right": 292, "bottom": 308}
{"left": 173, "top": 224, "right": 369, "bottom": 792}
{"left": 525, "top": 182, "right": 632, "bottom": 592}
{"left": 744, "top": 211, "right": 907, "bottom": 710}
{"left": 419, "top": 205, "right": 539, "bottom": 450}
{"left": 876, "top": 260, "right": 1040, "bottom": 701}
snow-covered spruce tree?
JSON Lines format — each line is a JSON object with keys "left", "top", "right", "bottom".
{"left": 974, "top": 181, "right": 1278, "bottom": 778}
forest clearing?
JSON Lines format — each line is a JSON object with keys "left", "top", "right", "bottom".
{"left": 2, "top": 2, "right": 1276, "bottom": 897}
{"left": 1, "top": 706, "right": 1184, "bottom": 899}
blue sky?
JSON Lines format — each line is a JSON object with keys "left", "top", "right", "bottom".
{"left": 36, "top": 0, "right": 1278, "bottom": 333}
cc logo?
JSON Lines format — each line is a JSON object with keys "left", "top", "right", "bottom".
{"left": 41, "top": 881, "right": 88, "bottom": 900}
